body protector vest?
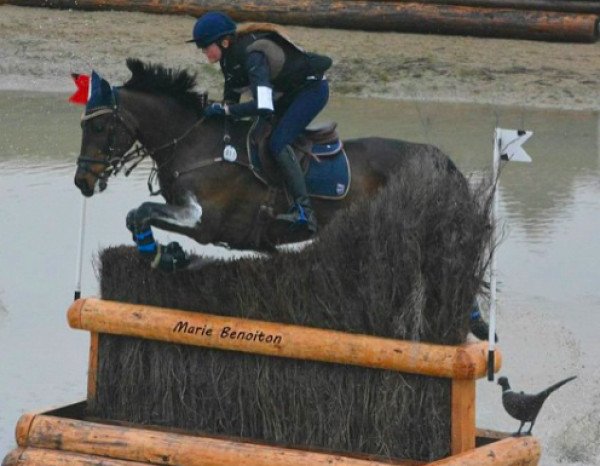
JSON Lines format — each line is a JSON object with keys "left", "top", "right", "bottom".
{"left": 220, "top": 27, "right": 332, "bottom": 116}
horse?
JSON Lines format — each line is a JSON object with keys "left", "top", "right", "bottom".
{"left": 74, "top": 59, "right": 464, "bottom": 268}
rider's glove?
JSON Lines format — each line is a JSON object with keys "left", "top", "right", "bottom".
{"left": 203, "top": 103, "right": 227, "bottom": 118}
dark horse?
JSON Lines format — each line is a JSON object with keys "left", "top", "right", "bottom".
{"left": 74, "top": 59, "right": 462, "bottom": 263}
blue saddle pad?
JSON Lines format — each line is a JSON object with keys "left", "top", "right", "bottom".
{"left": 250, "top": 142, "right": 350, "bottom": 199}
{"left": 304, "top": 147, "right": 350, "bottom": 199}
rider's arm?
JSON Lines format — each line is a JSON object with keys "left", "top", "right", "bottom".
{"left": 226, "top": 51, "right": 274, "bottom": 119}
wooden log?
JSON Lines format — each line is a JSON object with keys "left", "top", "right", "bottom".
{"left": 1, "top": 448, "right": 22, "bottom": 466}
{"left": 14, "top": 412, "right": 36, "bottom": 448}
{"left": 2, "top": 447, "right": 149, "bottom": 466}
{"left": 68, "top": 298, "right": 502, "bottom": 379}
{"left": 6, "top": 0, "right": 599, "bottom": 42}
{"left": 427, "top": 436, "right": 541, "bottom": 465}
{"left": 19, "top": 413, "right": 423, "bottom": 466}
{"left": 372, "top": 0, "right": 600, "bottom": 16}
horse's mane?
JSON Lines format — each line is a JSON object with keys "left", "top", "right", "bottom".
{"left": 123, "top": 58, "right": 205, "bottom": 115}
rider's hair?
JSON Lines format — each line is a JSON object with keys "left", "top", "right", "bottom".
{"left": 236, "top": 22, "right": 292, "bottom": 41}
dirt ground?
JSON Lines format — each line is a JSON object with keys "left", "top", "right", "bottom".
{"left": 1, "top": 4, "right": 600, "bottom": 110}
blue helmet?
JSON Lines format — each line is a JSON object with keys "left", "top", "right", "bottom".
{"left": 188, "top": 12, "right": 236, "bottom": 48}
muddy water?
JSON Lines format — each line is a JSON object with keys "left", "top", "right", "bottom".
{"left": 1, "top": 91, "right": 599, "bottom": 464}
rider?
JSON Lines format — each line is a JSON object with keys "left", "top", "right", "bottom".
{"left": 188, "top": 11, "right": 332, "bottom": 233}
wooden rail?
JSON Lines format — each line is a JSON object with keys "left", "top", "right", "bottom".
{"left": 11, "top": 414, "right": 423, "bottom": 466}
{"left": 3, "top": 412, "right": 541, "bottom": 466}
{"left": 428, "top": 436, "right": 541, "bottom": 465}
{"left": 68, "top": 298, "right": 501, "bottom": 380}
{"left": 2, "top": 447, "right": 149, "bottom": 466}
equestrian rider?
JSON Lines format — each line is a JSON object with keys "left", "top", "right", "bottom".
{"left": 188, "top": 11, "right": 332, "bottom": 233}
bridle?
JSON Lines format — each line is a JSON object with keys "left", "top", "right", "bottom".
{"left": 76, "top": 94, "right": 240, "bottom": 195}
{"left": 76, "top": 105, "right": 152, "bottom": 191}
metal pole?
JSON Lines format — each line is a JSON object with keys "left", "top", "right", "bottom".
{"left": 488, "top": 129, "right": 500, "bottom": 381}
{"left": 74, "top": 197, "right": 87, "bottom": 301}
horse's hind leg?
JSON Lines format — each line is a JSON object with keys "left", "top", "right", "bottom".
{"left": 126, "top": 193, "right": 202, "bottom": 270}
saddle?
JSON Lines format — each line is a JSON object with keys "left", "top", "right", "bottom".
{"left": 248, "top": 118, "right": 350, "bottom": 199}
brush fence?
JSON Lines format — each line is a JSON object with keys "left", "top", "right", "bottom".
{"left": 1, "top": 298, "right": 543, "bottom": 466}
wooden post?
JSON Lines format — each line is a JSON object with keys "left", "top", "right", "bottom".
{"left": 87, "top": 332, "right": 99, "bottom": 400}
{"left": 68, "top": 298, "right": 501, "bottom": 379}
{"left": 450, "top": 379, "right": 476, "bottom": 454}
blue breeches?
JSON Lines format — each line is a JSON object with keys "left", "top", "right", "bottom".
{"left": 269, "top": 79, "right": 329, "bottom": 157}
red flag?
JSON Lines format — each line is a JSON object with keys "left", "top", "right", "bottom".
{"left": 69, "top": 73, "right": 90, "bottom": 105}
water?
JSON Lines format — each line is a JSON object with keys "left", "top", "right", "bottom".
{"left": 1, "top": 91, "right": 599, "bottom": 464}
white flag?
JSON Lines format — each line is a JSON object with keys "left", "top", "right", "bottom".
{"left": 495, "top": 128, "right": 533, "bottom": 162}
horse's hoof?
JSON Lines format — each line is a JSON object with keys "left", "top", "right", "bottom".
{"left": 152, "top": 242, "right": 190, "bottom": 272}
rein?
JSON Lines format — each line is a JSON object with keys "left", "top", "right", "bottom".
{"left": 78, "top": 101, "right": 246, "bottom": 195}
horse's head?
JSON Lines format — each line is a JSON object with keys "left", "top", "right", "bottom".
{"left": 74, "top": 71, "right": 138, "bottom": 197}
{"left": 74, "top": 61, "right": 207, "bottom": 197}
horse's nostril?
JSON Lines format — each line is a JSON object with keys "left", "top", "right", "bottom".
{"left": 74, "top": 176, "right": 94, "bottom": 197}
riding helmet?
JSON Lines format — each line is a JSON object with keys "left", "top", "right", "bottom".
{"left": 187, "top": 12, "right": 236, "bottom": 48}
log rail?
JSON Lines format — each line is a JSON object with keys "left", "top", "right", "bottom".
{"left": 3, "top": 413, "right": 541, "bottom": 466}
{"left": 4, "top": 0, "right": 600, "bottom": 42}
{"left": 67, "top": 298, "right": 501, "bottom": 380}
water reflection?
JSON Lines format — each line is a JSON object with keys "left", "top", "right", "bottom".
{"left": 323, "top": 99, "right": 600, "bottom": 244}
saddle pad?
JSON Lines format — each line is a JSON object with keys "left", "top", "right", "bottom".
{"left": 305, "top": 148, "right": 351, "bottom": 199}
{"left": 249, "top": 145, "right": 351, "bottom": 199}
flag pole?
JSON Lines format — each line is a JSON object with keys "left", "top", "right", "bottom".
{"left": 488, "top": 129, "right": 500, "bottom": 381}
{"left": 488, "top": 128, "right": 533, "bottom": 381}
{"left": 74, "top": 197, "right": 87, "bottom": 301}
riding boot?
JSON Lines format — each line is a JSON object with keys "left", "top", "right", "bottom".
{"left": 274, "top": 145, "right": 317, "bottom": 233}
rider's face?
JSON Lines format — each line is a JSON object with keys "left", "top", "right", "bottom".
{"left": 201, "top": 43, "right": 222, "bottom": 64}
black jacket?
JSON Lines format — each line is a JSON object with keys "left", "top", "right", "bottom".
{"left": 220, "top": 31, "right": 331, "bottom": 117}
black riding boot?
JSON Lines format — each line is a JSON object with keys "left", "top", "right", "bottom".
{"left": 274, "top": 145, "right": 317, "bottom": 233}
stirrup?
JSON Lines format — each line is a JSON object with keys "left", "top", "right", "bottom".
{"left": 276, "top": 204, "right": 307, "bottom": 224}
{"left": 276, "top": 204, "right": 317, "bottom": 233}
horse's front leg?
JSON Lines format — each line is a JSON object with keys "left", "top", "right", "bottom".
{"left": 126, "top": 193, "right": 202, "bottom": 270}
